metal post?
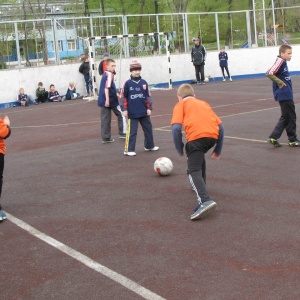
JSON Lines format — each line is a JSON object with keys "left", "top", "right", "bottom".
{"left": 271, "top": 0, "right": 277, "bottom": 46}
{"left": 183, "top": 13, "right": 189, "bottom": 53}
{"left": 52, "top": 19, "right": 60, "bottom": 65}
{"left": 14, "top": 22, "right": 21, "bottom": 68}
{"left": 156, "top": 14, "right": 161, "bottom": 55}
{"left": 262, "top": 0, "right": 268, "bottom": 46}
{"left": 246, "top": 10, "right": 252, "bottom": 48}
{"left": 252, "top": 0, "right": 258, "bottom": 46}
{"left": 215, "top": 13, "right": 220, "bottom": 51}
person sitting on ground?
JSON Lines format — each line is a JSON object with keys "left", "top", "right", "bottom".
{"left": 17, "top": 88, "right": 35, "bottom": 106}
{"left": 36, "top": 82, "right": 48, "bottom": 104}
{"left": 48, "top": 84, "right": 62, "bottom": 102}
{"left": 65, "top": 82, "right": 83, "bottom": 100}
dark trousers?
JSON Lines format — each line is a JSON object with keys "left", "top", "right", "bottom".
{"left": 83, "top": 73, "right": 92, "bottom": 94}
{"left": 37, "top": 92, "right": 48, "bottom": 103}
{"left": 269, "top": 100, "right": 297, "bottom": 141}
{"left": 194, "top": 64, "right": 205, "bottom": 82}
{"left": 0, "top": 153, "right": 4, "bottom": 210}
{"left": 124, "top": 116, "right": 155, "bottom": 152}
{"left": 221, "top": 66, "right": 230, "bottom": 78}
{"left": 186, "top": 138, "right": 216, "bottom": 204}
{"left": 101, "top": 105, "right": 125, "bottom": 140}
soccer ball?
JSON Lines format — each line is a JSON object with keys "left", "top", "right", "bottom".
{"left": 204, "top": 77, "right": 209, "bottom": 82}
{"left": 154, "top": 157, "right": 173, "bottom": 176}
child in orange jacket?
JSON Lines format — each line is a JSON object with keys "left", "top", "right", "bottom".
{"left": 0, "top": 115, "right": 11, "bottom": 221}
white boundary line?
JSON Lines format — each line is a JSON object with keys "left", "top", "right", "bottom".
{"left": 5, "top": 212, "right": 166, "bottom": 300}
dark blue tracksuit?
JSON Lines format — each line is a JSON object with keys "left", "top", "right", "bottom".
{"left": 266, "top": 56, "right": 297, "bottom": 141}
{"left": 121, "top": 76, "right": 155, "bottom": 152}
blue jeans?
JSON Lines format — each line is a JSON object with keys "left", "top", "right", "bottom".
{"left": 83, "top": 73, "right": 92, "bottom": 94}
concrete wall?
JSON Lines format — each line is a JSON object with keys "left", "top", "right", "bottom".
{"left": 1, "top": 45, "right": 300, "bottom": 107}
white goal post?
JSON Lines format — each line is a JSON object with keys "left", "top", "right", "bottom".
{"left": 85, "top": 32, "right": 172, "bottom": 101}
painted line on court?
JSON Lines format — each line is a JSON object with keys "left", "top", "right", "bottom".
{"left": 5, "top": 212, "right": 166, "bottom": 300}
{"left": 11, "top": 120, "right": 99, "bottom": 129}
{"left": 155, "top": 128, "right": 288, "bottom": 145}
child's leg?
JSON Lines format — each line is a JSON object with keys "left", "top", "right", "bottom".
{"left": 186, "top": 138, "right": 216, "bottom": 203}
{"left": 282, "top": 100, "right": 297, "bottom": 141}
{"left": 101, "top": 107, "right": 112, "bottom": 140}
{"left": 112, "top": 105, "right": 126, "bottom": 135}
{"left": 225, "top": 66, "right": 231, "bottom": 78}
{"left": 221, "top": 66, "right": 226, "bottom": 79}
{"left": 269, "top": 100, "right": 294, "bottom": 140}
{"left": 140, "top": 116, "right": 155, "bottom": 149}
{"left": 124, "top": 118, "right": 139, "bottom": 152}
{"left": 187, "top": 151, "right": 210, "bottom": 203}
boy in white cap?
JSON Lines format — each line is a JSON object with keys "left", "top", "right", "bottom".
{"left": 120, "top": 60, "right": 159, "bottom": 156}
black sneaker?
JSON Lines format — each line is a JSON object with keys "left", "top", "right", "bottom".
{"left": 268, "top": 138, "right": 282, "bottom": 147}
{"left": 191, "top": 200, "right": 217, "bottom": 220}
{"left": 288, "top": 140, "right": 300, "bottom": 147}
{"left": 119, "top": 134, "right": 126, "bottom": 139}
{"left": 102, "top": 139, "right": 115, "bottom": 144}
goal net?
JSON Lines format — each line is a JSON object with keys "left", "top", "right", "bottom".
{"left": 84, "top": 32, "right": 171, "bottom": 101}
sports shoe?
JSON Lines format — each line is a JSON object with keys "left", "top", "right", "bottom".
{"left": 191, "top": 200, "right": 217, "bottom": 220}
{"left": 119, "top": 134, "right": 126, "bottom": 139}
{"left": 230, "top": 77, "right": 233, "bottom": 82}
{"left": 0, "top": 210, "right": 7, "bottom": 221}
{"left": 144, "top": 146, "right": 159, "bottom": 151}
{"left": 124, "top": 151, "right": 136, "bottom": 156}
{"left": 288, "top": 140, "right": 300, "bottom": 147}
{"left": 268, "top": 138, "right": 282, "bottom": 147}
{"left": 201, "top": 82, "right": 206, "bottom": 85}
{"left": 102, "top": 139, "right": 115, "bottom": 144}
{"left": 223, "top": 78, "right": 226, "bottom": 82}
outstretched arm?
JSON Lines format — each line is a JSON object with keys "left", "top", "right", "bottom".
{"left": 172, "top": 123, "right": 184, "bottom": 156}
{"left": 211, "top": 123, "right": 224, "bottom": 160}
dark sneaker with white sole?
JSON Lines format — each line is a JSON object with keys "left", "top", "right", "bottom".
{"left": 268, "top": 138, "right": 282, "bottom": 147}
{"left": 102, "top": 139, "right": 115, "bottom": 144}
{"left": 288, "top": 140, "right": 300, "bottom": 147}
{"left": 191, "top": 200, "right": 217, "bottom": 220}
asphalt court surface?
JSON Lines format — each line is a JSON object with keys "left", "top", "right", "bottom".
{"left": 1, "top": 77, "right": 300, "bottom": 299}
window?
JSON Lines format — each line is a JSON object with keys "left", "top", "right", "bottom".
{"left": 58, "top": 41, "right": 62, "bottom": 51}
{"left": 67, "top": 40, "right": 76, "bottom": 51}
{"left": 51, "top": 41, "right": 62, "bottom": 51}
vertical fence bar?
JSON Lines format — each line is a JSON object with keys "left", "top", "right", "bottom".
{"left": 246, "top": 11, "right": 252, "bottom": 48}
{"left": 14, "top": 22, "right": 21, "bottom": 68}
{"left": 215, "top": 13, "right": 220, "bottom": 50}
